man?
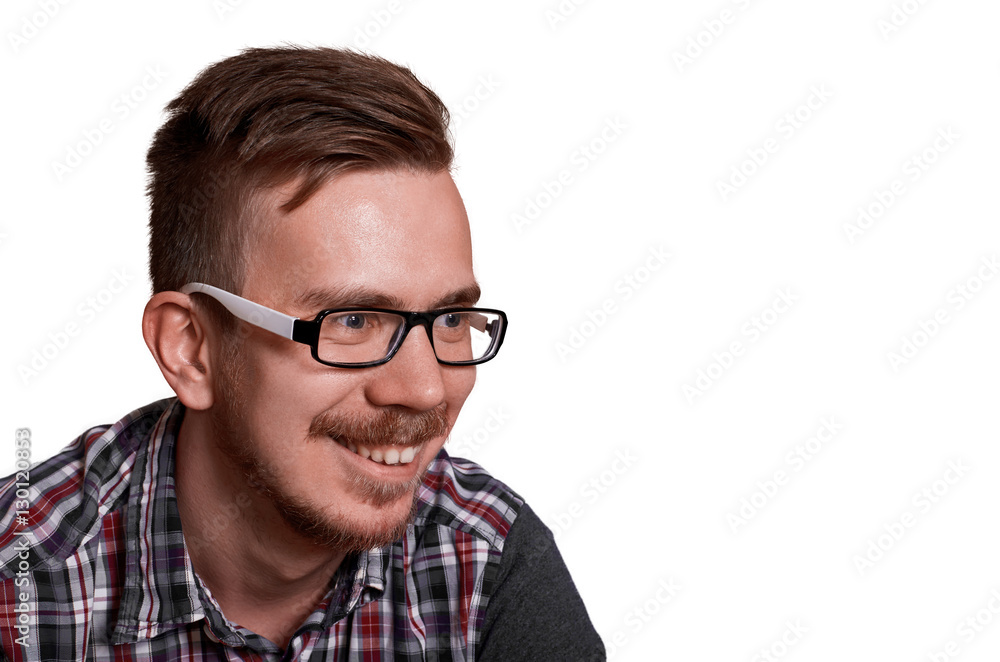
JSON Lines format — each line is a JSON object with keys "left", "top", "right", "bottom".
{"left": 0, "top": 47, "right": 603, "bottom": 660}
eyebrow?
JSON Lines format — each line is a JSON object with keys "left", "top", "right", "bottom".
{"left": 293, "top": 282, "right": 482, "bottom": 314}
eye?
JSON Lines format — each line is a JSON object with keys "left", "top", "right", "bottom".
{"left": 437, "top": 313, "right": 464, "bottom": 328}
{"left": 334, "top": 312, "right": 369, "bottom": 330}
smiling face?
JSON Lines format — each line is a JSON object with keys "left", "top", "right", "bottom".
{"left": 211, "top": 169, "right": 478, "bottom": 551}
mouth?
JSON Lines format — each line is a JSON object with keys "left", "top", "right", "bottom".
{"left": 331, "top": 437, "right": 421, "bottom": 466}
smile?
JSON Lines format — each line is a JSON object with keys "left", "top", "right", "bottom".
{"left": 331, "top": 437, "right": 420, "bottom": 466}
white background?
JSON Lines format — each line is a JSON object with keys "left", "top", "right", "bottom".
{"left": 3, "top": 1, "right": 1000, "bottom": 660}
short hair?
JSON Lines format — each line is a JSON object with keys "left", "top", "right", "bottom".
{"left": 146, "top": 46, "right": 453, "bottom": 301}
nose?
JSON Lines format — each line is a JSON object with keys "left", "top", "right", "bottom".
{"left": 363, "top": 324, "right": 447, "bottom": 412}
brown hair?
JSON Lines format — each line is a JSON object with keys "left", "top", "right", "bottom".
{"left": 146, "top": 46, "right": 453, "bottom": 303}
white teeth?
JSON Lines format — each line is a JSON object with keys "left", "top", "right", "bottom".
{"left": 334, "top": 438, "right": 418, "bottom": 465}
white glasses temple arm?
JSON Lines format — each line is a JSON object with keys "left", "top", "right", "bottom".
{"left": 179, "top": 282, "right": 297, "bottom": 339}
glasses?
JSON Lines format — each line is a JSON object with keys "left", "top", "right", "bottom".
{"left": 180, "top": 282, "right": 507, "bottom": 368}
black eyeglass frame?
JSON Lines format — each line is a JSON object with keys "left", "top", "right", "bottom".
{"left": 180, "top": 282, "right": 507, "bottom": 369}
{"left": 292, "top": 306, "right": 507, "bottom": 368}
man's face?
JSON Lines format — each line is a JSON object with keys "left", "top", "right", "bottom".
{"left": 212, "top": 169, "right": 478, "bottom": 551}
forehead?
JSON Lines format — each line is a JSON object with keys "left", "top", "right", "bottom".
{"left": 246, "top": 170, "right": 475, "bottom": 313}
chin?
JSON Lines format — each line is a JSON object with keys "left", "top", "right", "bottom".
{"left": 259, "top": 454, "right": 425, "bottom": 552}
{"left": 280, "top": 488, "right": 420, "bottom": 552}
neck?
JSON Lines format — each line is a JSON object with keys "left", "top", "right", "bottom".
{"left": 174, "top": 409, "right": 346, "bottom": 646}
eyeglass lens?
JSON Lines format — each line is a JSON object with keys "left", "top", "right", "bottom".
{"left": 316, "top": 310, "right": 501, "bottom": 364}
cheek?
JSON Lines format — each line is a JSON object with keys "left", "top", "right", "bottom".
{"left": 237, "top": 344, "right": 358, "bottom": 448}
{"left": 443, "top": 366, "right": 477, "bottom": 419}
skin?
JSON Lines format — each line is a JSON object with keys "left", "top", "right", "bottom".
{"left": 142, "top": 169, "right": 479, "bottom": 647}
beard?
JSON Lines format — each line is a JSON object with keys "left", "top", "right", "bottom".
{"left": 210, "top": 337, "right": 450, "bottom": 552}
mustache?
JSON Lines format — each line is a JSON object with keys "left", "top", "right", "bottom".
{"left": 308, "top": 406, "right": 450, "bottom": 448}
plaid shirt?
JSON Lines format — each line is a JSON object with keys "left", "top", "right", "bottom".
{"left": 0, "top": 399, "right": 523, "bottom": 661}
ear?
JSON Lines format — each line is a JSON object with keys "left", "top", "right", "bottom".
{"left": 142, "top": 291, "right": 218, "bottom": 411}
